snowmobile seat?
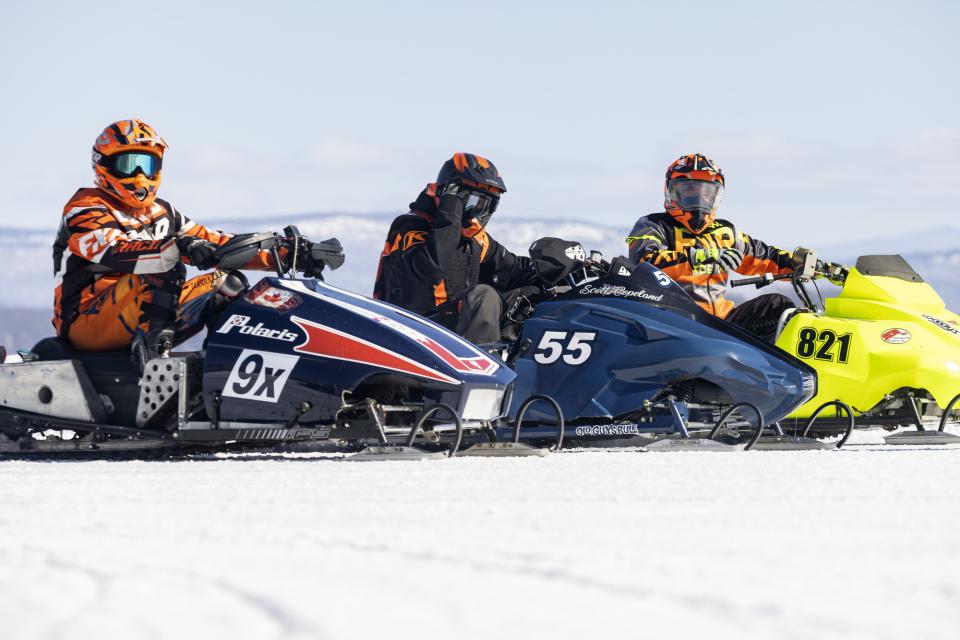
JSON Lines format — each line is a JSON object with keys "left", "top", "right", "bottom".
{"left": 30, "top": 337, "right": 143, "bottom": 425}
{"left": 31, "top": 337, "right": 138, "bottom": 377}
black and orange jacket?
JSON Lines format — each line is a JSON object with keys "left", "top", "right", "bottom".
{"left": 373, "top": 188, "right": 531, "bottom": 314}
{"left": 52, "top": 187, "right": 276, "bottom": 335}
{"left": 626, "top": 212, "right": 794, "bottom": 318}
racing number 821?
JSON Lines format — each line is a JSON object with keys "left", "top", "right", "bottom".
{"left": 796, "top": 328, "right": 852, "bottom": 363}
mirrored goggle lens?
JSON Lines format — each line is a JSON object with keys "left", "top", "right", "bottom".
{"left": 110, "top": 152, "right": 161, "bottom": 178}
{"left": 463, "top": 190, "right": 499, "bottom": 216}
{"left": 669, "top": 179, "right": 722, "bottom": 210}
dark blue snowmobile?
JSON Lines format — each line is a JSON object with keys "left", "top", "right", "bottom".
{"left": 496, "top": 238, "right": 830, "bottom": 451}
{"left": 0, "top": 228, "right": 533, "bottom": 459}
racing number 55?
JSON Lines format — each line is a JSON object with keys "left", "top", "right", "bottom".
{"left": 534, "top": 331, "right": 597, "bottom": 365}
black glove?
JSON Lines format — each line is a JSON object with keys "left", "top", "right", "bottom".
{"left": 687, "top": 246, "right": 744, "bottom": 272}
{"left": 176, "top": 236, "right": 219, "bottom": 269}
{"left": 295, "top": 238, "right": 345, "bottom": 278}
{"left": 437, "top": 184, "right": 471, "bottom": 226}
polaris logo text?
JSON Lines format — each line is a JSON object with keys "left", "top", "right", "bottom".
{"left": 216, "top": 314, "right": 299, "bottom": 342}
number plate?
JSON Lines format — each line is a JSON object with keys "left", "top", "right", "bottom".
{"left": 223, "top": 349, "right": 299, "bottom": 403}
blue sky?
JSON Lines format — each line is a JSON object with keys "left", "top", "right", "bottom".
{"left": 1, "top": 0, "right": 957, "bottom": 250}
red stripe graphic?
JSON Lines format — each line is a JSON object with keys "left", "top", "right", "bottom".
{"left": 290, "top": 316, "right": 459, "bottom": 385}
{"left": 416, "top": 336, "right": 497, "bottom": 375}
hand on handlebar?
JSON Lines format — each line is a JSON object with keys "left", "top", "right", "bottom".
{"left": 687, "top": 246, "right": 744, "bottom": 272}
{"left": 291, "top": 237, "right": 345, "bottom": 278}
{"left": 176, "top": 235, "right": 219, "bottom": 269}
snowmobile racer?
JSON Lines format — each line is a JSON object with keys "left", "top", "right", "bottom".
{"left": 373, "top": 153, "right": 538, "bottom": 343}
{"left": 626, "top": 153, "right": 820, "bottom": 342}
{"left": 52, "top": 120, "right": 328, "bottom": 367}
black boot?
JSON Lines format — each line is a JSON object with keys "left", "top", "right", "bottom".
{"left": 132, "top": 266, "right": 184, "bottom": 371}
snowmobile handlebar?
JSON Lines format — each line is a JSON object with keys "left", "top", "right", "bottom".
{"left": 730, "top": 273, "right": 793, "bottom": 289}
{"left": 212, "top": 228, "right": 344, "bottom": 278}
{"left": 730, "top": 261, "right": 848, "bottom": 289}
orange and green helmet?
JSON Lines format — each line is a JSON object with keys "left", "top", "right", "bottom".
{"left": 92, "top": 120, "right": 167, "bottom": 209}
{"left": 664, "top": 153, "right": 725, "bottom": 233}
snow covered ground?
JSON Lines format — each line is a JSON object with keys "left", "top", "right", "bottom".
{"left": 2, "top": 445, "right": 959, "bottom": 640}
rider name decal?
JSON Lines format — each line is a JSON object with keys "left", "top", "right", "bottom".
{"left": 578, "top": 284, "right": 664, "bottom": 302}
{"left": 223, "top": 349, "right": 298, "bottom": 403}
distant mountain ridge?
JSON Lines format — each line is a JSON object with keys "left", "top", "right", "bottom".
{"left": 1, "top": 214, "right": 957, "bottom": 350}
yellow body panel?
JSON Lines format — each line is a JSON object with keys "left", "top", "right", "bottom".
{"left": 778, "top": 268, "right": 960, "bottom": 419}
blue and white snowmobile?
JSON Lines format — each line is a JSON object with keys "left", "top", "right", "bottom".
{"left": 495, "top": 238, "right": 832, "bottom": 451}
{"left": 0, "top": 228, "right": 537, "bottom": 459}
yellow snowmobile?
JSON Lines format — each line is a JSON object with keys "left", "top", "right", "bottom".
{"left": 733, "top": 252, "right": 960, "bottom": 445}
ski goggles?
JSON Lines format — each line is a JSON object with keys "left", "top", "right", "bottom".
{"left": 96, "top": 151, "right": 163, "bottom": 179}
{"left": 668, "top": 179, "right": 723, "bottom": 212}
{"left": 461, "top": 187, "right": 500, "bottom": 225}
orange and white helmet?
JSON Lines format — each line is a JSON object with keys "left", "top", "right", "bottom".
{"left": 92, "top": 120, "right": 167, "bottom": 208}
{"left": 664, "top": 153, "right": 725, "bottom": 233}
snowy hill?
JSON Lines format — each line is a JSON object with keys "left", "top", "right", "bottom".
{"left": 1, "top": 215, "right": 957, "bottom": 350}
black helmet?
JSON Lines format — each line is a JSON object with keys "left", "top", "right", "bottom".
{"left": 436, "top": 152, "right": 507, "bottom": 193}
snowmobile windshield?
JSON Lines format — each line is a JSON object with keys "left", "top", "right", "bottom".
{"left": 669, "top": 179, "right": 723, "bottom": 212}
{"left": 461, "top": 188, "right": 499, "bottom": 226}
{"left": 108, "top": 152, "right": 162, "bottom": 179}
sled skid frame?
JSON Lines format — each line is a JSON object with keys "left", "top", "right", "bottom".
{"left": 752, "top": 400, "right": 853, "bottom": 451}
{"left": 348, "top": 402, "right": 463, "bottom": 461}
{"left": 885, "top": 393, "right": 960, "bottom": 445}
{"left": 646, "top": 400, "right": 763, "bottom": 452}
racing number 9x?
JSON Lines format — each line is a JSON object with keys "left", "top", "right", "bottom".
{"left": 232, "top": 353, "right": 286, "bottom": 399}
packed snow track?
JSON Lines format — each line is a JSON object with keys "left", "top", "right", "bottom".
{"left": 2, "top": 443, "right": 958, "bottom": 639}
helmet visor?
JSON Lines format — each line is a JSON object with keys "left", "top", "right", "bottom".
{"left": 669, "top": 179, "right": 723, "bottom": 212}
{"left": 462, "top": 188, "right": 499, "bottom": 225}
{"left": 108, "top": 152, "right": 162, "bottom": 179}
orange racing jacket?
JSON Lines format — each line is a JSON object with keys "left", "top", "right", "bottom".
{"left": 626, "top": 212, "right": 794, "bottom": 318}
{"left": 52, "top": 188, "right": 277, "bottom": 335}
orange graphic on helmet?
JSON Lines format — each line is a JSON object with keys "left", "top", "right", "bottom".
{"left": 92, "top": 119, "right": 168, "bottom": 209}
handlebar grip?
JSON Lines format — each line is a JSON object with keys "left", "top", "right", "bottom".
{"left": 730, "top": 276, "right": 767, "bottom": 287}
{"left": 730, "top": 273, "right": 793, "bottom": 288}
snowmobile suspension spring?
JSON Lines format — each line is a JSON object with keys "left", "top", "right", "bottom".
{"left": 672, "top": 380, "right": 696, "bottom": 404}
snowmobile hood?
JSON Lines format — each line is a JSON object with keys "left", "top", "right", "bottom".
{"left": 272, "top": 279, "right": 512, "bottom": 387}
{"left": 780, "top": 254, "right": 960, "bottom": 416}
{"left": 512, "top": 261, "right": 816, "bottom": 425}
